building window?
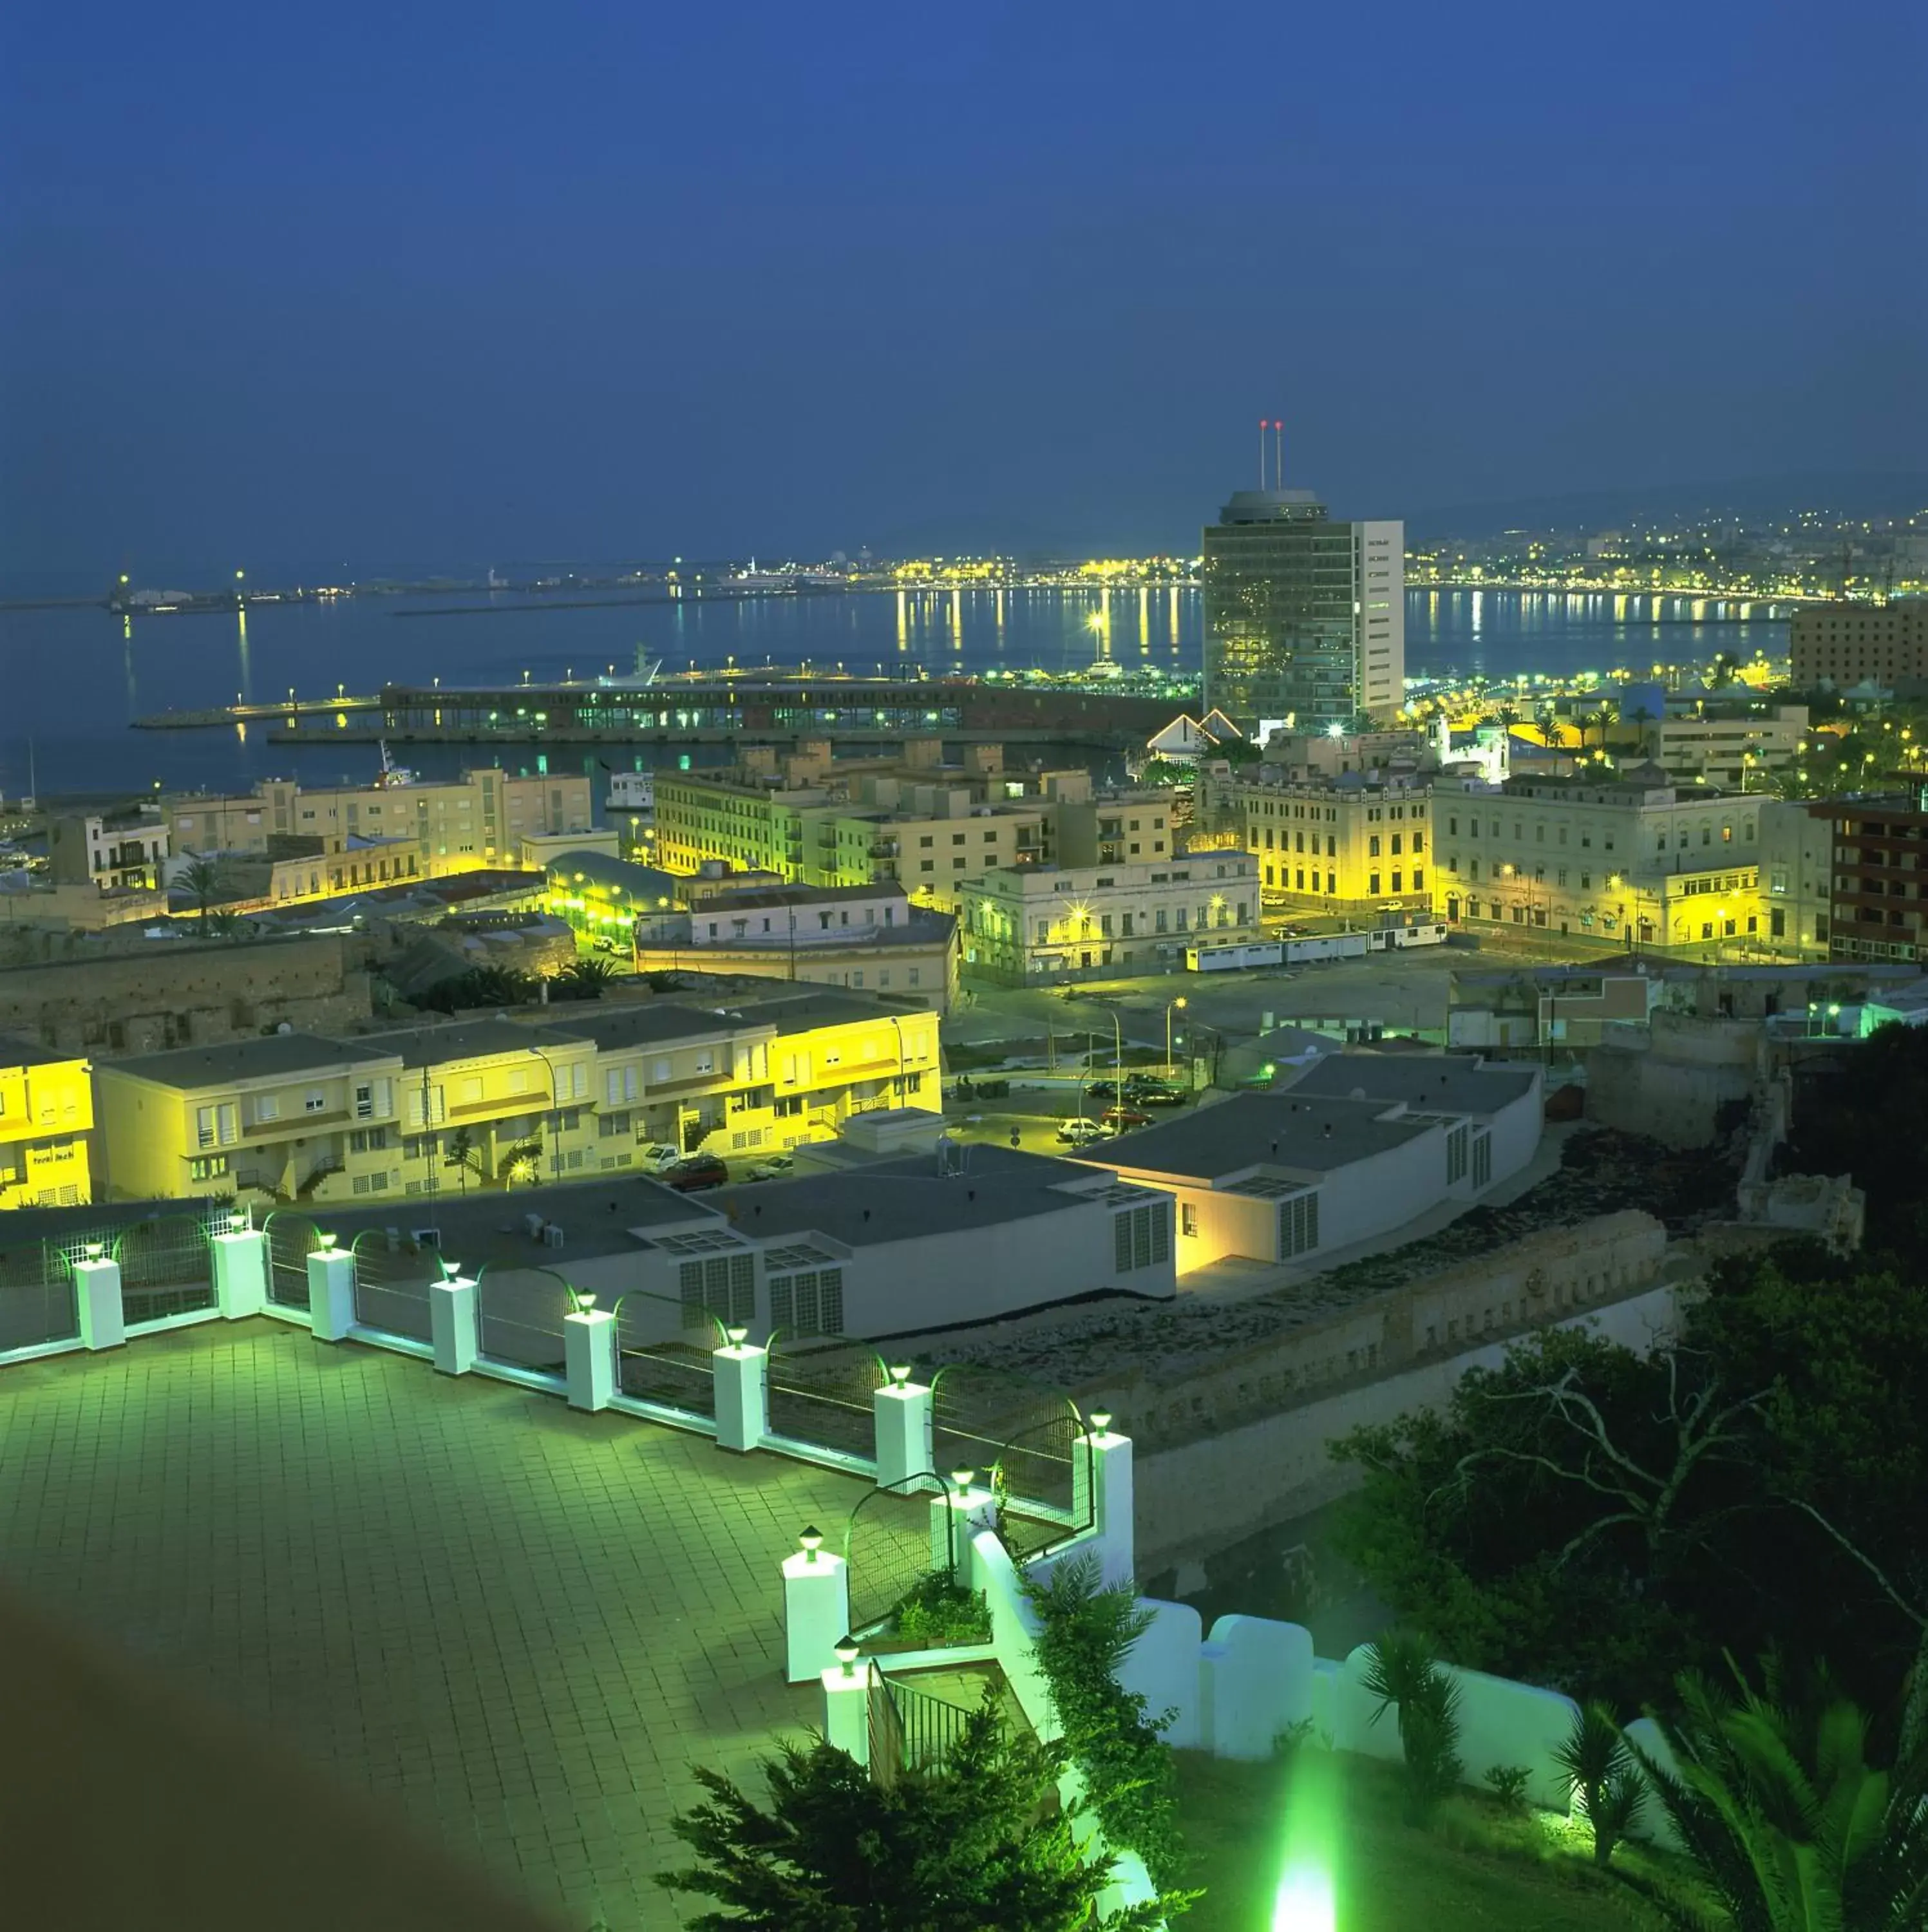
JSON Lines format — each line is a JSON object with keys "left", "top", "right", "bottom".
{"left": 768, "top": 1267, "right": 844, "bottom": 1337}
{"left": 678, "top": 1253, "right": 755, "bottom": 1331}
{"left": 1180, "top": 1201, "right": 1198, "bottom": 1238}
{"left": 1446, "top": 1122, "right": 1469, "bottom": 1185}
{"left": 1112, "top": 1202, "right": 1171, "bottom": 1272}
{"left": 1279, "top": 1190, "right": 1319, "bottom": 1258}
{"left": 1368, "top": 873, "right": 1381, "bottom": 895}
{"left": 188, "top": 1155, "right": 229, "bottom": 1182}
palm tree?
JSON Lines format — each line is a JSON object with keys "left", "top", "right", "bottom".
{"left": 1555, "top": 1701, "right": 1643, "bottom": 1867}
{"left": 1579, "top": 707, "right": 1611, "bottom": 750}
{"left": 178, "top": 853, "right": 225, "bottom": 932}
{"left": 1361, "top": 1629, "right": 1464, "bottom": 1824}
{"left": 1630, "top": 1657, "right": 1928, "bottom": 1931}
{"left": 553, "top": 954, "right": 616, "bottom": 999}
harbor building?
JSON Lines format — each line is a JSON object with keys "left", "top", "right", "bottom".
{"left": 1789, "top": 600, "right": 1928, "bottom": 689}
{"left": 48, "top": 806, "right": 169, "bottom": 893}
{"left": 1202, "top": 487, "right": 1404, "bottom": 733}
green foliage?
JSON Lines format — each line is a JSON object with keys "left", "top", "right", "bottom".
{"left": 1484, "top": 1763, "right": 1532, "bottom": 1813}
{"left": 1361, "top": 1629, "right": 1465, "bottom": 1824}
{"left": 1630, "top": 1655, "right": 1928, "bottom": 1932}
{"left": 549, "top": 954, "right": 616, "bottom": 999}
{"left": 419, "top": 963, "right": 539, "bottom": 1013}
{"left": 892, "top": 1574, "right": 991, "bottom": 1646}
{"left": 1137, "top": 759, "right": 1195, "bottom": 788}
{"left": 1021, "top": 1553, "right": 1192, "bottom": 1896}
{"left": 656, "top": 1699, "right": 1174, "bottom": 1931}
{"left": 1555, "top": 1702, "right": 1644, "bottom": 1867}
{"left": 1332, "top": 1238, "right": 1928, "bottom": 1713}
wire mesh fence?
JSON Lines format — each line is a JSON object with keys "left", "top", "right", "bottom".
{"left": 613, "top": 1291, "right": 715, "bottom": 1419}
{"left": 0, "top": 1235, "right": 79, "bottom": 1352}
{"left": 264, "top": 1210, "right": 322, "bottom": 1310}
{"left": 113, "top": 1212, "right": 219, "bottom": 1324}
{"left": 477, "top": 1264, "right": 574, "bottom": 1377}
{"left": 766, "top": 1335, "right": 886, "bottom": 1462}
{"left": 846, "top": 1478, "right": 952, "bottom": 1636}
{"left": 931, "top": 1366, "right": 1081, "bottom": 1513}
{"left": 348, "top": 1229, "right": 439, "bottom": 1344}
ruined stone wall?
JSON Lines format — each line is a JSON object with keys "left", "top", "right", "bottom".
{"left": 0, "top": 934, "right": 376, "bottom": 1056}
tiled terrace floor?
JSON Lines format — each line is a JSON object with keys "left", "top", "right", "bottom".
{"left": 0, "top": 1318, "right": 875, "bottom": 1929}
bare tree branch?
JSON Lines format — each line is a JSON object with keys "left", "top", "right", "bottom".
{"left": 1782, "top": 1497, "right": 1927, "bottom": 1631}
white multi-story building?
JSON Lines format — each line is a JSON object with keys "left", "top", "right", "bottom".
{"left": 1433, "top": 777, "right": 1768, "bottom": 951}
{"left": 959, "top": 854, "right": 1262, "bottom": 982}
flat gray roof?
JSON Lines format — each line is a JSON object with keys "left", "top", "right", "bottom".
{"left": 732, "top": 989, "right": 928, "bottom": 1034}
{"left": 108, "top": 1032, "right": 397, "bottom": 1089}
{"left": 312, "top": 1174, "right": 729, "bottom": 1272}
{"left": 359, "top": 1017, "right": 571, "bottom": 1066}
{"left": 533, "top": 1001, "right": 745, "bottom": 1050}
{"left": 1092, "top": 1091, "right": 1432, "bottom": 1183}
{"left": 712, "top": 1144, "right": 1118, "bottom": 1249}
{"left": 0, "top": 1031, "right": 80, "bottom": 1070}
{"left": 1286, "top": 1052, "right": 1538, "bottom": 1116}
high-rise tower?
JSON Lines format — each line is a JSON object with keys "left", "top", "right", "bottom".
{"left": 1202, "top": 487, "right": 1403, "bottom": 733}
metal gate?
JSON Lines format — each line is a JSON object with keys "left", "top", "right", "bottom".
{"left": 114, "top": 1213, "right": 218, "bottom": 1325}
{"left": 613, "top": 1290, "right": 715, "bottom": 1419}
{"left": 477, "top": 1264, "right": 574, "bottom": 1376}
{"left": 348, "top": 1229, "right": 437, "bottom": 1343}
{"left": 845, "top": 1477, "right": 953, "bottom": 1636}
{"left": 264, "top": 1210, "right": 321, "bottom": 1309}
{"left": 931, "top": 1366, "right": 1080, "bottom": 1511}
{"left": 766, "top": 1336, "right": 885, "bottom": 1462}
{"left": 994, "top": 1414, "right": 1092, "bottom": 1564}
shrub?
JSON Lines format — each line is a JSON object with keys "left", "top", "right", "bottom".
{"left": 1021, "top": 1553, "right": 1193, "bottom": 1898}
{"left": 1484, "top": 1763, "right": 1532, "bottom": 1813}
{"left": 893, "top": 1574, "right": 992, "bottom": 1646}
{"left": 1554, "top": 1701, "right": 1643, "bottom": 1867}
{"left": 1360, "top": 1629, "right": 1466, "bottom": 1824}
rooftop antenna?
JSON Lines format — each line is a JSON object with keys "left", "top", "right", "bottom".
{"left": 1273, "top": 420, "right": 1283, "bottom": 491}
{"left": 1257, "top": 417, "right": 1266, "bottom": 489}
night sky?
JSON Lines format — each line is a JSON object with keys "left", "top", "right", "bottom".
{"left": 3, "top": 0, "right": 1923, "bottom": 575}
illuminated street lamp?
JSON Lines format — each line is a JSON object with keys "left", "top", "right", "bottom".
{"left": 1166, "top": 995, "right": 1187, "bottom": 1073}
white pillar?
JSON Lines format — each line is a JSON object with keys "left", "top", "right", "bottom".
{"left": 73, "top": 1256, "right": 126, "bottom": 1351}
{"left": 822, "top": 1662, "right": 871, "bottom": 1765}
{"left": 1072, "top": 1420, "right": 1135, "bottom": 1587}
{"left": 430, "top": 1275, "right": 479, "bottom": 1375}
{"left": 783, "top": 1539, "right": 851, "bottom": 1683}
{"left": 714, "top": 1340, "right": 768, "bottom": 1452}
{"left": 873, "top": 1380, "right": 934, "bottom": 1491}
{"left": 211, "top": 1228, "right": 269, "bottom": 1320}
{"left": 306, "top": 1246, "right": 356, "bottom": 1341}
{"left": 931, "top": 1476, "right": 999, "bottom": 1587}
{"left": 563, "top": 1307, "right": 615, "bottom": 1410}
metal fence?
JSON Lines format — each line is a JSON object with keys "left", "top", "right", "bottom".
{"left": 931, "top": 1366, "right": 1081, "bottom": 1514}
{"left": 264, "top": 1210, "right": 321, "bottom": 1310}
{"left": 477, "top": 1265, "right": 574, "bottom": 1377}
{"left": 113, "top": 1213, "right": 219, "bottom": 1325}
{"left": 765, "top": 1336, "right": 886, "bottom": 1463}
{"left": 994, "top": 1414, "right": 1092, "bottom": 1563}
{"left": 0, "top": 1236, "right": 79, "bottom": 1352}
{"left": 348, "top": 1229, "right": 437, "bottom": 1344}
{"left": 846, "top": 1477, "right": 952, "bottom": 1636}
{"left": 613, "top": 1291, "right": 715, "bottom": 1419}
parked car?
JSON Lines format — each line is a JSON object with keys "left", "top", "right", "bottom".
{"left": 1086, "top": 1080, "right": 1119, "bottom": 1102}
{"left": 748, "top": 1151, "right": 796, "bottom": 1181}
{"left": 661, "top": 1153, "right": 729, "bottom": 1191}
{"left": 975, "top": 1077, "right": 1010, "bottom": 1099}
{"left": 1055, "top": 1117, "right": 1109, "bottom": 1146}
{"left": 1100, "top": 1106, "right": 1152, "bottom": 1133}
{"left": 1124, "top": 1079, "right": 1186, "bottom": 1106}
{"left": 637, "top": 1143, "right": 683, "bottom": 1174}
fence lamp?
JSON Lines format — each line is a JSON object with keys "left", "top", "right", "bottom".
{"left": 888, "top": 1362, "right": 913, "bottom": 1385}
{"left": 574, "top": 1293, "right": 597, "bottom": 1313}
{"left": 950, "top": 1466, "right": 976, "bottom": 1493}
{"left": 84, "top": 1241, "right": 105, "bottom": 1262}
{"left": 1088, "top": 1410, "right": 1113, "bottom": 1438}
{"left": 316, "top": 1231, "right": 337, "bottom": 1252}
{"left": 725, "top": 1323, "right": 749, "bottom": 1347}
{"left": 833, "top": 1633, "right": 862, "bottom": 1678}
{"left": 228, "top": 1212, "right": 249, "bottom": 1236}
{"left": 797, "top": 1526, "right": 823, "bottom": 1563}
{"left": 437, "top": 1258, "right": 461, "bottom": 1283}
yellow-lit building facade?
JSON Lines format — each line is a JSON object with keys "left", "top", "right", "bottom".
{"left": 1238, "top": 779, "right": 1435, "bottom": 920}
{"left": 94, "top": 997, "right": 940, "bottom": 1204}
{"left": 1433, "top": 779, "right": 1766, "bottom": 950}
{"left": 0, "top": 1036, "right": 95, "bottom": 1209}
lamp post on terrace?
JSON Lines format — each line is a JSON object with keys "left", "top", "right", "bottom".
{"left": 1166, "top": 995, "right": 1187, "bottom": 1080}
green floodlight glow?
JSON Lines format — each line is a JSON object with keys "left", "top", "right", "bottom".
{"left": 1271, "top": 1732, "right": 1338, "bottom": 1932}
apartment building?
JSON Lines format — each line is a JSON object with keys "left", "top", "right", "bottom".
{"left": 0, "top": 1034, "right": 95, "bottom": 1208}
{"left": 1433, "top": 777, "right": 1766, "bottom": 949}
{"left": 959, "top": 854, "right": 1262, "bottom": 982}
{"left": 1236, "top": 774, "right": 1434, "bottom": 917}
{"left": 1789, "top": 600, "right": 1928, "bottom": 688}
{"left": 1641, "top": 705, "right": 1807, "bottom": 790}
{"left": 48, "top": 808, "right": 169, "bottom": 892}
{"left": 94, "top": 992, "right": 941, "bottom": 1205}
{"left": 1757, "top": 799, "right": 1835, "bottom": 959}
{"left": 1825, "top": 793, "right": 1928, "bottom": 966}
{"left": 165, "top": 769, "right": 594, "bottom": 884}
{"left": 654, "top": 767, "right": 1053, "bottom": 911}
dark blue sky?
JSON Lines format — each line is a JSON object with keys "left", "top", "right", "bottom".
{"left": 3, "top": 0, "right": 1923, "bottom": 575}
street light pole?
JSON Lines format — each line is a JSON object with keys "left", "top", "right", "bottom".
{"left": 528, "top": 1046, "right": 564, "bottom": 1184}
{"left": 1166, "top": 996, "right": 1187, "bottom": 1078}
